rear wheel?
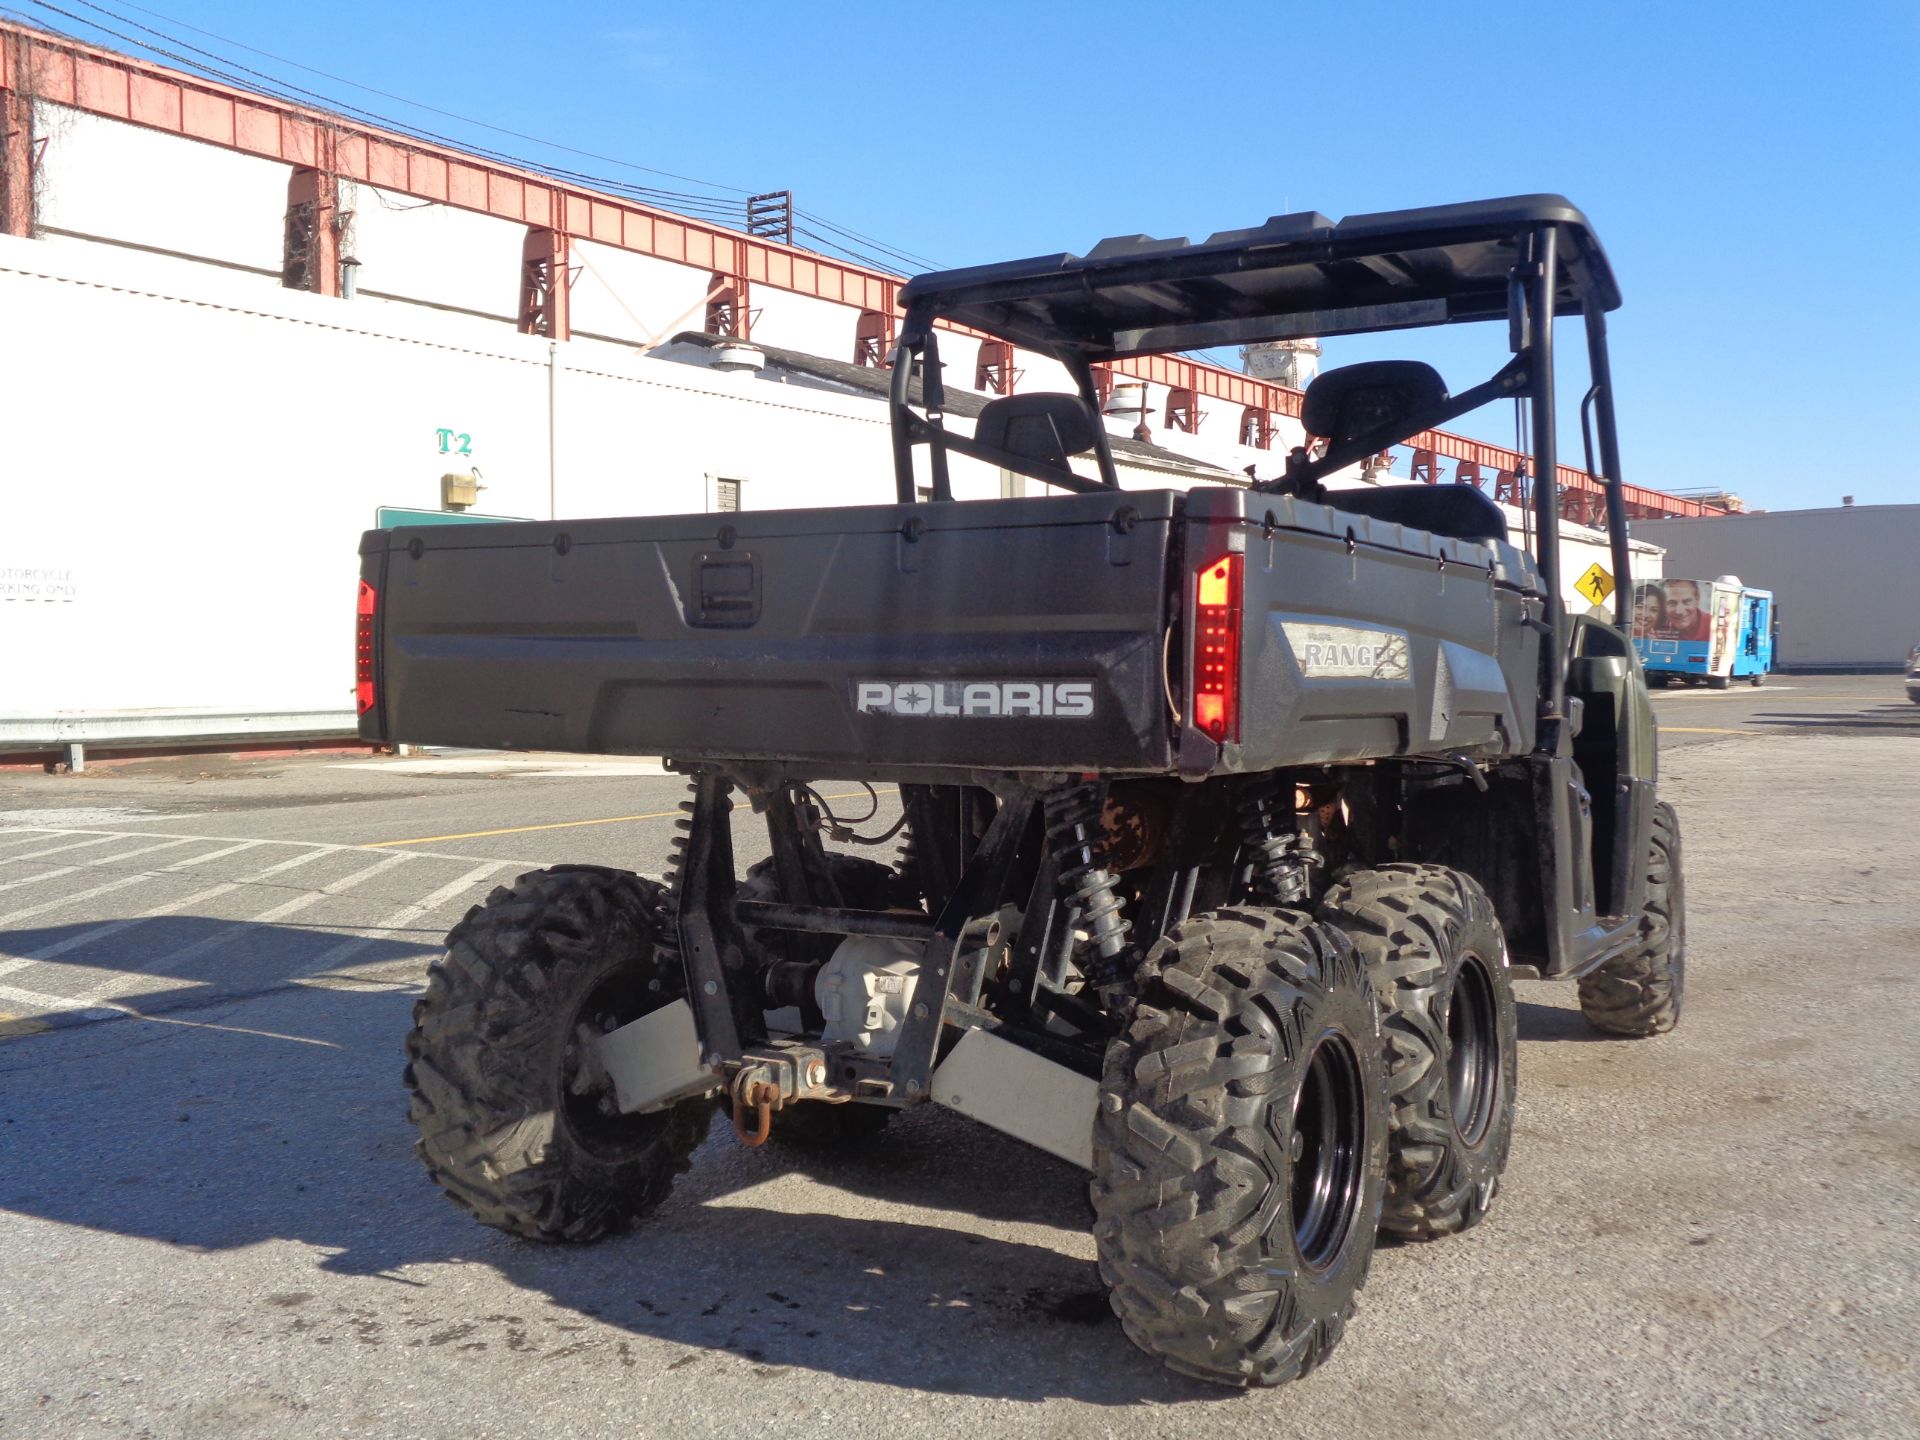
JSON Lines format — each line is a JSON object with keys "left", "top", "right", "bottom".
{"left": 1318, "top": 865, "right": 1516, "bottom": 1239}
{"left": 1579, "top": 801, "right": 1686, "bottom": 1036}
{"left": 1707, "top": 675, "right": 1732, "bottom": 690}
{"left": 1091, "top": 908, "right": 1387, "bottom": 1388}
{"left": 405, "top": 865, "right": 712, "bottom": 1242}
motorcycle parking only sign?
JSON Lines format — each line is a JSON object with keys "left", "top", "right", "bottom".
{"left": 0, "top": 565, "right": 78, "bottom": 602}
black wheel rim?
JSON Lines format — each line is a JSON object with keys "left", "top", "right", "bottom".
{"left": 561, "top": 963, "right": 670, "bottom": 1157}
{"left": 1447, "top": 953, "right": 1500, "bottom": 1148}
{"left": 1290, "top": 1029, "right": 1367, "bottom": 1273}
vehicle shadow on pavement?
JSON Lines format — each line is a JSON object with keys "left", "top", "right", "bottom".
{"left": 1512, "top": 998, "right": 1617, "bottom": 1043}
{"left": 0, "top": 922, "right": 1219, "bottom": 1405}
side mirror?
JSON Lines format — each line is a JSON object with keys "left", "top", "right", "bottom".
{"left": 1300, "top": 361, "right": 1448, "bottom": 448}
{"left": 974, "top": 393, "right": 1100, "bottom": 469}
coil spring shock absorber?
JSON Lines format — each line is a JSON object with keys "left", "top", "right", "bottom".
{"left": 892, "top": 815, "right": 920, "bottom": 897}
{"left": 1045, "top": 784, "right": 1133, "bottom": 988}
{"left": 646, "top": 778, "right": 700, "bottom": 996}
{"left": 1238, "top": 774, "right": 1314, "bottom": 906}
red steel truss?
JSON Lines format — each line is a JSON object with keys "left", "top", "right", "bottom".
{"left": 0, "top": 22, "right": 1726, "bottom": 521}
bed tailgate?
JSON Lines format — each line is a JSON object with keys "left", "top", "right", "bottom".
{"left": 357, "top": 492, "right": 1179, "bottom": 775}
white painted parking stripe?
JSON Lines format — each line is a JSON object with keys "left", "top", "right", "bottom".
{"left": 248, "top": 852, "right": 417, "bottom": 923}
{"left": 133, "top": 851, "right": 421, "bottom": 976}
{"left": 158, "top": 839, "right": 264, "bottom": 870}
{"left": 0, "top": 980, "right": 124, "bottom": 1021}
{"left": 0, "top": 836, "right": 206, "bottom": 880}
{"left": 12, "top": 847, "right": 339, "bottom": 969}
{"left": 0, "top": 870, "right": 167, "bottom": 934}
{"left": 0, "top": 840, "right": 263, "bottom": 906}
{"left": 0, "top": 864, "right": 83, "bottom": 896}
{"left": 305, "top": 862, "right": 507, "bottom": 970}
{"left": 0, "top": 842, "right": 252, "bottom": 978}
{"left": 5, "top": 833, "right": 134, "bottom": 861}
{"left": 0, "top": 826, "right": 545, "bottom": 869}
{"left": 0, "top": 981, "right": 337, "bottom": 1046}
{"left": 77, "top": 836, "right": 209, "bottom": 866}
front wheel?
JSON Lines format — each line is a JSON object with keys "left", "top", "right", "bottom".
{"left": 1091, "top": 908, "right": 1387, "bottom": 1388}
{"left": 405, "top": 865, "right": 712, "bottom": 1242}
{"left": 1318, "top": 865, "right": 1516, "bottom": 1240}
{"left": 1578, "top": 802, "right": 1686, "bottom": 1036}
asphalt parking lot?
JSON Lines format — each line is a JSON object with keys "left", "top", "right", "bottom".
{"left": 1, "top": 674, "right": 1915, "bottom": 1438}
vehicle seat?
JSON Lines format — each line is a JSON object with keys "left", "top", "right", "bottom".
{"left": 973, "top": 392, "right": 1101, "bottom": 468}
{"left": 1325, "top": 484, "right": 1509, "bottom": 543}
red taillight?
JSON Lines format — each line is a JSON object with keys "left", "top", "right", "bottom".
{"left": 1192, "top": 553, "right": 1241, "bottom": 743}
{"left": 356, "top": 579, "right": 377, "bottom": 715}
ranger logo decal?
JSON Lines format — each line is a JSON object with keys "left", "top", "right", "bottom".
{"left": 1281, "top": 623, "right": 1411, "bottom": 680}
{"left": 854, "top": 680, "right": 1095, "bottom": 719}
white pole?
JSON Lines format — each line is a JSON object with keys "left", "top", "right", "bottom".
{"left": 548, "top": 340, "right": 559, "bottom": 521}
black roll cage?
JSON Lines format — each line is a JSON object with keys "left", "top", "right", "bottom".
{"left": 884, "top": 198, "right": 1641, "bottom": 708}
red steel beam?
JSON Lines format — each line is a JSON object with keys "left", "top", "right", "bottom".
{"left": 1122, "top": 351, "right": 1304, "bottom": 419}
{"left": 0, "top": 20, "right": 1725, "bottom": 521}
{"left": 0, "top": 24, "right": 898, "bottom": 314}
{"left": 1401, "top": 424, "right": 1718, "bottom": 519}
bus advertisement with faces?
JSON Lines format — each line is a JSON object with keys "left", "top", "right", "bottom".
{"left": 1632, "top": 578, "right": 1774, "bottom": 685}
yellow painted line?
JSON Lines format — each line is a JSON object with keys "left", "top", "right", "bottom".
{"left": 1653, "top": 693, "right": 1859, "bottom": 702}
{"left": 365, "top": 792, "right": 876, "bottom": 848}
{"left": 1659, "top": 726, "right": 1765, "bottom": 736}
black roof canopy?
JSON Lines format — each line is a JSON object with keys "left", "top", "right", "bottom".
{"left": 897, "top": 194, "right": 1619, "bottom": 361}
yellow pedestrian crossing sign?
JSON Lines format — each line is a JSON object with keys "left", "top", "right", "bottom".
{"left": 1575, "top": 563, "right": 1615, "bottom": 605}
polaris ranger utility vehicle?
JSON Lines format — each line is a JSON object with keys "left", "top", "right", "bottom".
{"left": 361, "top": 195, "right": 1685, "bottom": 1387}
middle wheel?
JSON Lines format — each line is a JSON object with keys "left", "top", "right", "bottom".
{"left": 1318, "top": 864, "right": 1517, "bottom": 1240}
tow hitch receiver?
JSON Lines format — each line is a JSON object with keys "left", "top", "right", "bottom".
{"left": 725, "top": 1041, "right": 838, "bottom": 1147}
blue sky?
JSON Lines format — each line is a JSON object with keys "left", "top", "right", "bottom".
{"left": 13, "top": 0, "right": 1916, "bottom": 510}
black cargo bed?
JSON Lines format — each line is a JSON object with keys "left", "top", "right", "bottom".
{"left": 362, "top": 487, "right": 1547, "bottom": 779}
{"left": 361, "top": 491, "right": 1180, "bottom": 775}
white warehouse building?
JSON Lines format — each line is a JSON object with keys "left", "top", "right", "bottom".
{"left": 0, "top": 23, "right": 1675, "bottom": 759}
{"left": 1636, "top": 505, "right": 1920, "bottom": 671}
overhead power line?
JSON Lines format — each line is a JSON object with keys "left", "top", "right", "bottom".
{"left": 9, "top": 0, "right": 944, "bottom": 276}
{"left": 106, "top": 0, "right": 756, "bottom": 196}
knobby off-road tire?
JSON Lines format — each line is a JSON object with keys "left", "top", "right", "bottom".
{"left": 405, "top": 865, "right": 711, "bottom": 1242}
{"left": 1091, "top": 908, "right": 1388, "bottom": 1388}
{"left": 1579, "top": 801, "right": 1686, "bottom": 1036}
{"left": 737, "top": 852, "right": 918, "bottom": 1147}
{"left": 1318, "top": 865, "right": 1516, "bottom": 1240}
